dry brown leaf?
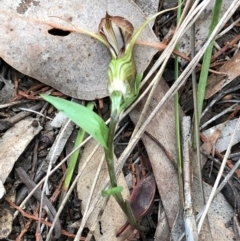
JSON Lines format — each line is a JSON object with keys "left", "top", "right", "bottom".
{"left": 129, "top": 172, "right": 156, "bottom": 219}
{"left": 0, "top": 117, "right": 42, "bottom": 184}
{"left": 0, "top": 0, "right": 158, "bottom": 100}
{"left": 130, "top": 78, "right": 179, "bottom": 237}
{"left": 205, "top": 51, "right": 240, "bottom": 99}
{"left": 117, "top": 172, "right": 156, "bottom": 237}
{"left": 77, "top": 139, "right": 132, "bottom": 241}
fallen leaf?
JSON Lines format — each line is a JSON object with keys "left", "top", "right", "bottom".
{"left": 42, "top": 118, "right": 74, "bottom": 172}
{"left": 130, "top": 172, "right": 156, "bottom": 219}
{"left": 117, "top": 172, "right": 156, "bottom": 237}
{"left": 0, "top": 0, "right": 158, "bottom": 100}
{"left": 0, "top": 117, "right": 42, "bottom": 184}
{"left": 134, "top": 0, "right": 159, "bottom": 22}
{"left": 130, "top": 78, "right": 179, "bottom": 237}
{"left": 193, "top": 178, "right": 234, "bottom": 240}
{"left": 205, "top": 51, "right": 240, "bottom": 99}
{"left": 171, "top": 178, "right": 235, "bottom": 240}
{"left": 201, "top": 127, "right": 222, "bottom": 156}
{"left": 154, "top": 206, "right": 171, "bottom": 241}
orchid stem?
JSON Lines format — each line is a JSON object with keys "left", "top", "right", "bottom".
{"left": 104, "top": 115, "right": 118, "bottom": 188}
{"left": 104, "top": 111, "right": 146, "bottom": 232}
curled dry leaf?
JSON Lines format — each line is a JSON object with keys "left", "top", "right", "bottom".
{"left": 117, "top": 172, "right": 156, "bottom": 236}
{"left": 205, "top": 51, "right": 240, "bottom": 99}
{"left": 129, "top": 172, "right": 156, "bottom": 219}
{"left": 0, "top": 0, "right": 158, "bottom": 100}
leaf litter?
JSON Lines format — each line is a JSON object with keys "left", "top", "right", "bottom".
{"left": 0, "top": 0, "right": 240, "bottom": 240}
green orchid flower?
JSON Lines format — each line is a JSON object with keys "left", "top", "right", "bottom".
{"left": 98, "top": 13, "right": 139, "bottom": 117}
{"left": 77, "top": 10, "right": 171, "bottom": 117}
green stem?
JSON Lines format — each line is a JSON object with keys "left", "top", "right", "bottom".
{"left": 104, "top": 115, "right": 119, "bottom": 188}
{"left": 104, "top": 111, "right": 145, "bottom": 232}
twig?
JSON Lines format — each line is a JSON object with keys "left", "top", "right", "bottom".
{"left": 15, "top": 167, "right": 61, "bottom": 238}
{"left": 182, "top": 116, "right": 198, "bottom": 241}
{"left": 18, "top": 107, "right": 53, "bottom": 120}
{"left": 200, "top": 104, "right": 238, "bottom": 130}
{"left": 5, "top": 197, "right": 82, "bottom": 239}
{"left": 0, "top": 100, "right": 31, "bottom": 109}
{"left": 201, "top": 84, "right": 240, "bottom": 118}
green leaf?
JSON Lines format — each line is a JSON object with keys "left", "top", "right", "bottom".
{"left": 101, "top": 186, "right": 123, "bottom": 197}
{"left": 41, "top": 95, "right": 109, "bottom": 148}
{"left": 63, "top": 102, "right": 94, "bottom": 193}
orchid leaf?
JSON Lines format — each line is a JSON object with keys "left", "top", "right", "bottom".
{"left": 102, "top": 186, "right": 123, "bottom": 197}
{"left": 41, "top": 95, "right": 109, "bottom": 148}
{"left": 63, "top": 102, "right": 94, "bottom": 194}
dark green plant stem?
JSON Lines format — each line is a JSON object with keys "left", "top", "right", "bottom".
{"left": 104, "top": 114, "right": 119, "bottom": 188}
{"left": 104, "top": 112, "right": 145, "bottom": 232}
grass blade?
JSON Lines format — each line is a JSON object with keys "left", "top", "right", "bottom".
{"left": 197, "top": 0, "right": 223, "bottom": 118}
